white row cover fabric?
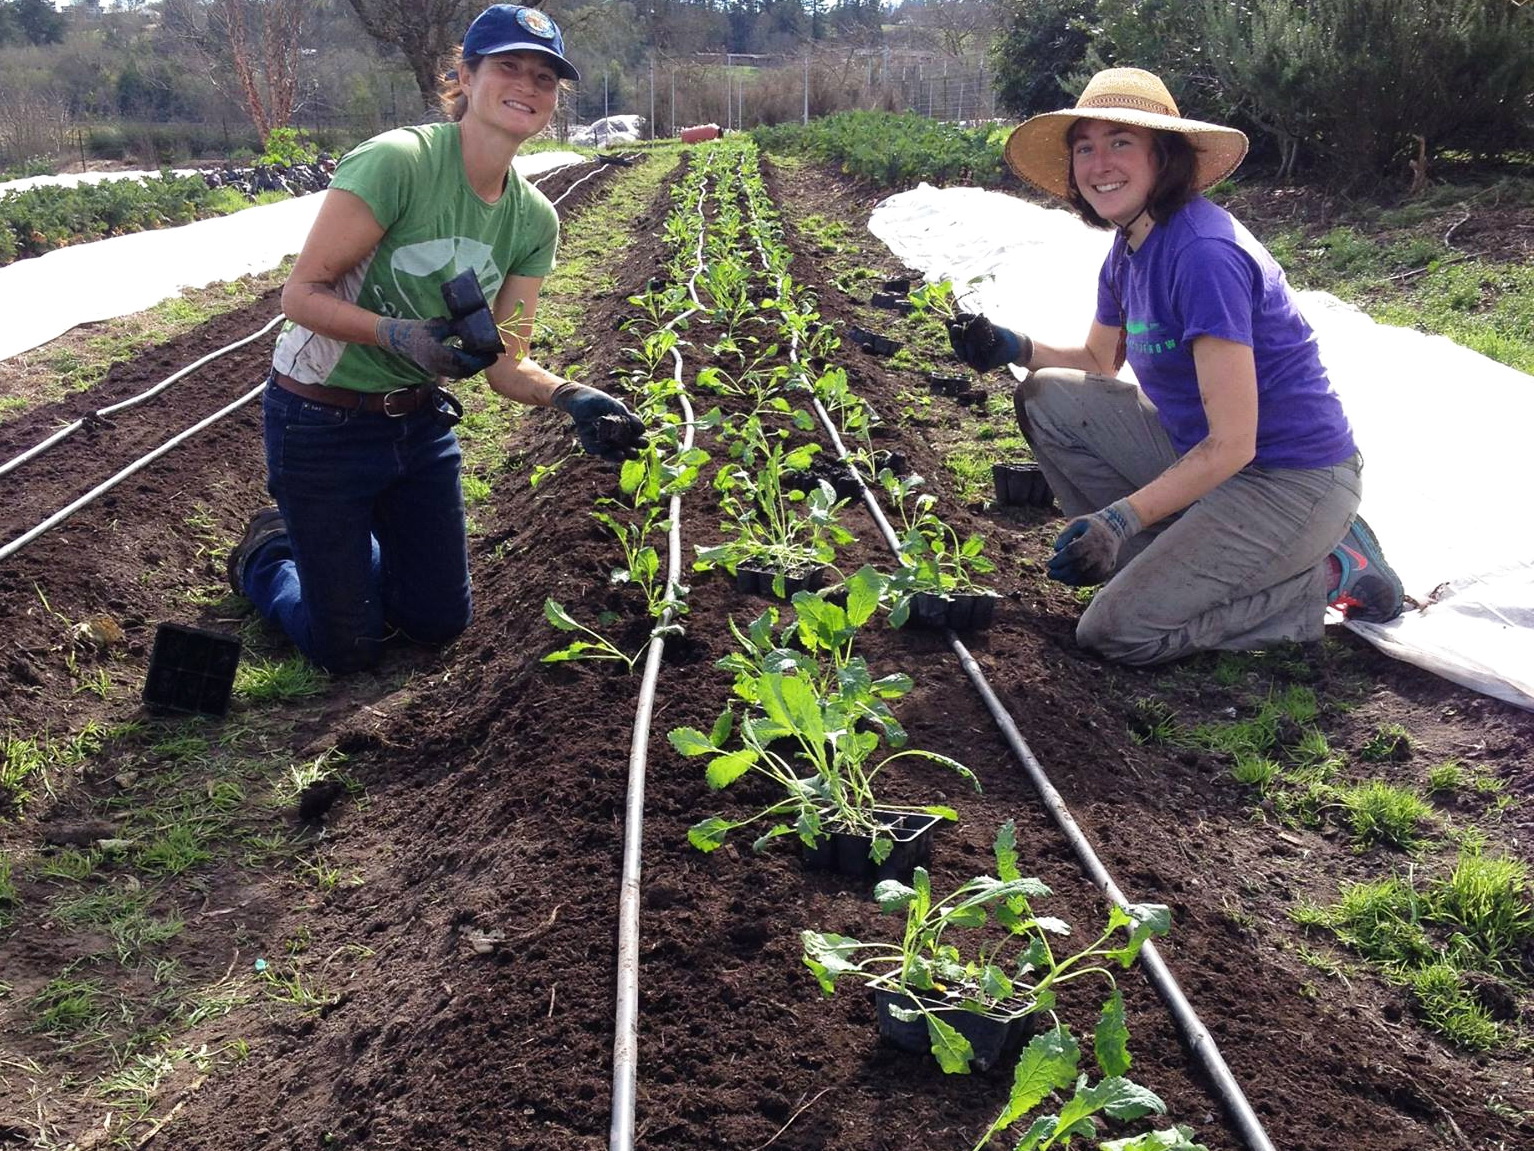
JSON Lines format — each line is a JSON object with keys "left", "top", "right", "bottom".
{"left": 870, "top": 184, "right": 1534, "bottom": 710}
{"left": 0, "top": 152, "right": 586, "bottom": 362}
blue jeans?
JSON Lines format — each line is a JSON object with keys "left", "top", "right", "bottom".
{"left": 243, "top": 379, "right": 472, "bottom": 673}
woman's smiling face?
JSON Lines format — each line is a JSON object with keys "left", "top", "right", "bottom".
{"left": 462, "top": 50, "right": 559, "bottom": 140}
{"left": 1069, "top": 119, "right": 1159, "bottom": 229}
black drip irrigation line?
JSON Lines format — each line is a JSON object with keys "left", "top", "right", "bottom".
{"left": 0, "top": 381, "right": 267, "bottom": 564}
{"left": 0, "top": 312, "right": 286, "bottom": 481}
{"left": 610, "top": 151, "right": 712, "bottom": 1151}
{"left": 746, "top": 174, "right": 1277, "bottom": 1149}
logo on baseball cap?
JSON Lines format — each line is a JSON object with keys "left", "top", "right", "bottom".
{"left": 463, "top": 5, "right": 580, "bottom": 82}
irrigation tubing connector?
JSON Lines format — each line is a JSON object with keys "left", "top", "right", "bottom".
{"left": 0, "top": 313, "right": 286, "bottom": 481}
{"left": 610, "top": 153, "right": 711, "bottom": 1151}
{"left": 0, "top": 382, "right": 267, "bottom": 564}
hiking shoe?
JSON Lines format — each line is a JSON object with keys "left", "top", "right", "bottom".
{"left": 227, "top": 508, "right": 286, "bottom": 596}
{"left": 1327, "top": 516, "right": 1403, "bottom": 623}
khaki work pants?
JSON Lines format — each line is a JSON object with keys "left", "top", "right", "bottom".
{"left": 1016, "top": 368, "right": 1361, "bottom": 666}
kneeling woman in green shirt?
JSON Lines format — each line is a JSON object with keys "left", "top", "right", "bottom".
{"left": 228, "top": 4, "right": 641, "bottom": 674}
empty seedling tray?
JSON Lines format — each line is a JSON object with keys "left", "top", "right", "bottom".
{"left": 142, "top": 622, "right": 242, "bottom": 717}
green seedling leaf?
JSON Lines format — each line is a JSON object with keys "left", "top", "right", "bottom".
{"left": 541, "top": 642, "right": 614, "bottom": 663}
{"left": 543, "top": 599, "right": 581, "bottom": 631}
{"left": 1106, "top": 903, "right": 1173, "bottom": 966}
{"left": 1100, "top": 1125, "right": 1210, "bottom": 1150}
{"left": 687, "top": 817, "right": 732, "bottom": 852}
{"left": 1089, "top": 1075, "right": 1166, "bottom": 1121}
{"left": 705, "top": 749, "right": 758, "bottom": 789}
{"left": 1096, "top": 989, "right": 1131, "bottom": 1078}
{"left": 869, "top": 835, "right": 893, "bottom": 864}
{"left": 709, "top": 708, "right": 734, "bottom": 748}
{"left": 926, "top": 1012, "right": 975, "bottom": 1074}
{"left": 1011, "top": 1115, "right": 1060, "bottom": 1151}
{"left": 750, "top": 823, "right": 794, "bottom": 853}
{"left": 668, "top": 727, "right": 717, "bottom": 758}
{"left": 919, "top": 804, "right": 959, "bottom": 822}
{"left": 757, "top": 673, "right": 827, "bottom": 748}
{"left": 801, "top": 931, "right": 863, "bottom": 994}
{"left": 995, "top": 1025, "right": 1081, "bottom": 1128}
{"left": 995, "top": 819, "right": 1020, "bottom": 882}
{"left": 844, "top": 564, "right": 885, "bottom": 626}
{"left": 980, "top": 963, "right": 1014, "bottom": 1001}
{"left": 873, "top": 878, "right": 917, "bottom": 912}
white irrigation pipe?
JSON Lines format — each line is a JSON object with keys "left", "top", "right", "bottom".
{"left": 0, "top": 381, "right": 266, "bottom": 564}
{"left": 736, "top": 152, "right": 1278, "bottom": 1151}
{"left": 610, "top": 152, "right": 712, "bottom": 1151}
{"left": 0, "top": 313, "right": 285, "bottom": 481}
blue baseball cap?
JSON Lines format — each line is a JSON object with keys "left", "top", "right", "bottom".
{"left": 463, "top": 5, "right": 580, "bottom": 82}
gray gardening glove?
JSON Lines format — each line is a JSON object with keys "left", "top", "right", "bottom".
{"left": 376, "top": 316, "right": 498, "bottom": 380}
{"left": 551, "top": 382, "right": 646, "bottom": 463}
{"left": 1047, "top": 499, "right": 1141, "bottom": 586}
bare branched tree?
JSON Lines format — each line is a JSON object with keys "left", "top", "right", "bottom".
{"left": 903, "top": 0, "right": 998, "bottom": 58}
{"left": 341, "top": 0, "right": 484, "bottom": 112}
{"left": 162, "top": 0, "right": 305, "bottom": 142}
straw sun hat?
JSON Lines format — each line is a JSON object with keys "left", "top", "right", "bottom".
{"left": 1004, "top": 67, "right": 1249, "bottom": 201}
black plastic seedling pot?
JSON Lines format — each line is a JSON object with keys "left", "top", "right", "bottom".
{"left": 992, "top": 462, "right": 1055, "bottom": 508}
{"left": 926, "top": 373, "right": 971, "bottom": 396}
{"left": 847, "top": 326, "right": 902, "bottom": 357}
{"left": 801, "top": 810, "right": 942, "bottom": 885}
{"left": 142, "top": 623, "right": 242, "bottom": 717}
{"left": 872, "top": 988, "right": 1036, "bottom": 1072}
{"left": 910, "top": 591, "right": 998, "bottom": 631}
{"left": 736, "top": 566, "right": 826, "bottom": 600}
{"left": 870, "top": 291, "right": 913, "bottom": 314}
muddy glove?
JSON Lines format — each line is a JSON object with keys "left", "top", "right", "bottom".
{"left": 946, "top": 313, "right": 1033, "bottom": 374}
{"left": 1047, "top": 499, "right": 1141, "bottom": 587}
{"left": 376, "top": 316, "right": 499, "bottom": 381}
{"left": 551, "top": 383, "right": 646, "bottom": 463}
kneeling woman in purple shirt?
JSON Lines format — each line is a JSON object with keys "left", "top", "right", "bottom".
{"left": 950, "top": 67, "right": 1404, "bottom": 666}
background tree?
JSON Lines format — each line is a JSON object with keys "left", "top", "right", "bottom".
{"left": 0, "top": 0, "right": 68, "bottom": 47}
{"left": 989, "top": 0, "right": 1092, "bottom": 117}
{"left": 902, "top": 0, "right": 998, "bottom": 59}
{"left": 340, "top": 0, "right": 483, "bottom": 112}
{"left": 161, "top": 0, "right": 307, "bottom": 142}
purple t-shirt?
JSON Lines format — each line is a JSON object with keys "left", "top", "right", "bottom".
{"left": 1095, "top": 196, "right": 1356, "bottom": 469}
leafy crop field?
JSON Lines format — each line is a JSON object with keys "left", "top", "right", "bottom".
{"left": 0, "top": 142, "right": 1530, "bottom": 1150}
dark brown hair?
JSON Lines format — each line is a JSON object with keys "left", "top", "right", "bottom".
{"left": 437, "top": 51, "right": 480, "bottom": 122}
{"left": 1064, "top": 123, "right": 1199, "bottom": 231}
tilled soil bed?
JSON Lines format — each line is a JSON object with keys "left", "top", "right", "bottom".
{"left": 0, "top": 148, "right": 1531, "bottom": 1151}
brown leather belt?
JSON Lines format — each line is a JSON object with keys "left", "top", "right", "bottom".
{"left": 270, "top": 370, "right": 436, "bottom": 416}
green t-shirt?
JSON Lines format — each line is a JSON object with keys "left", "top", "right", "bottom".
{"left": 273, "top": 122, "right": 559, "bottom": 392}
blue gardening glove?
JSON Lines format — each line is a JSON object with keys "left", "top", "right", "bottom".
{"left": 1047, "top": 499, "right": 1142, "bottom": 586}
{"left": 945, "top": 312, "right": 1034, "bottom": 373}
{"left": 376, "top": 316, "right": 499, "bottom": 380}
{"left": 551, "top": 383, "right": 646, "bottom": 463}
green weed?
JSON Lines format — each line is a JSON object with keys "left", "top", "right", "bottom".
{"left": 1408, "top": 964, "right": 1499, "bottom": 1051}
{"left": 30, "top": 976, "right": 107, "bottom": 1036}
{"left": 1338, "top": 781, "right": 1432, "bottom": 851}
{"left": 1428, "top": 851, "right": 1534, "bottom": 973}
{"left": 234, "top": 657, "right": 325, "bottom": 703}
{"left": 1359, "top": 723, "right": 1412, "bottom": 763}
{"left": 50, "top": 889, "right": 185, "bottom": 964}
{"left": 0, "top": 854, "right": 16, "bottom": 928}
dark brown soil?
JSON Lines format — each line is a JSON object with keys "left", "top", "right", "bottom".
{"left": 0, "top": 152, "right": 1531, "bottom": 1151}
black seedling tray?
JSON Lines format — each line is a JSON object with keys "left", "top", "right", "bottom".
{"left": 847, "top": 326, "right": 902, "bottom": 357}
{"left": 993, "top": 462, "right": 1055, "bottom": 508}
{"left": 142, "top": 623, "right": 242, "bottom": 717}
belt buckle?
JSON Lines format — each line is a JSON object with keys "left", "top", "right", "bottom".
{"left": 380, "top": 386, "right": 417, "bottom": 417}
